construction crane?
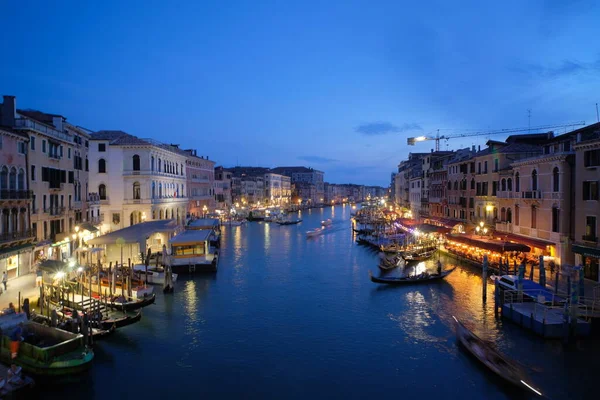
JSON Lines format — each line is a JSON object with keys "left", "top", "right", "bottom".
{"left": 407, "top": 122, "right": 587, "bottom": 151}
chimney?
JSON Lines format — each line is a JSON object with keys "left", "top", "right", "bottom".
{"left": 1, "top": 95, "right": 16, "bottom": 127}
{"left": 207, "top": 156, "right": 209, "bottom": 160}
{"left": 52, "top": 116, "right": 63, "bottom": 132}
{"left": 472, "top": 145, "right": 476, "bottom": 152}
{"left": 478, "top": 145, "right": 481, "bottom": 151}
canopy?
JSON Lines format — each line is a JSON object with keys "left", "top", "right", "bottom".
{"left": 502, "top": 233, "right": 554, "bottom": 251}
{"left": 417, "top": 224, "right": 451, "bottom": 234}
{"left": 87, "top": 220, "right": 179, "bottom": 246}
{"left": 73, "top": 247, "right": 104, "bottom": 254}
{"left": 447, "top": 234, "right": 530, "bottom": 253}
{"left": 188, "top": 218, "right": 220, "bottom": 229}
{"left": 78, "top": 222, "right": 99, "bottom": 233}
{"left": 170, "top": 229, "right": 212, "bottom": 245}
{"left": 38, "top": 259, "right": 68, "bottom": 273}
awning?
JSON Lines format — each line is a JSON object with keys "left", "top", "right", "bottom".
{"left": 78, "top": 222, "right": 99, "bottom": 233}
{"left": 572, "top": 244, "right": 600, "bottom": 258}
{"left": 502, "top": 233, "right": 555, "bottom": 250}
{"left": 38, "top": 259, "right": 68, "bottom": 273}
{"left": 88, "top": 220, "right": 179, "bottom": 246}
{"left": 0, "top": 243, "right": 34, "bottom": 259}
{"left": 417, "top": 224, "right": 451, "bottom": 234}
{"left": 447, "top": 234, "right": 530, "bottom": 253}
{"left": 423, "top": 217, "right": 461, "bottom": 229}
{"left": 170, "top": 229, "right": 212, "bottom": 245}
{"left": 73, "top": 247, "right": 104, "bottom": 254}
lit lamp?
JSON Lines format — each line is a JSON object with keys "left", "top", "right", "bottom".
{"left": 202, "top": 205, "right": 208, "bottom": 217}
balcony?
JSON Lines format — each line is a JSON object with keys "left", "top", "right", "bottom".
{"left": 521, "top": 191, "right": 542, "bottom": 199}
{"left": 582, "top": 235, "right": 598, "bottom": 243}
{"left": 14, "top": 118, "right": 72, "bottom": 142}
{"left": 49, "top": 207, "right": 65, "bottom": 216}
{"left": 191, "top": 177, "right": 210, "bottom": 183}
{"left": 496, "top": 191, "right": 514, "bottom": 199}
{"left": 0, "top": 190, "right": 33, "bottom": 200}
{"left": 0, "top": 229, "right": 35, "bottom": 244}
{"left": 123, "top": 198, "right": 150, "bottom": 205}
{"left": 545, "top": 192, "right": 563, "bottom": 200}
{"left": 48, "top": 153, "right": 61, "bottom": 161}
{"left": 123, "top": 170, "right": 186, "bottom": 178}
{"left": 49, "top": 183, "right": 64, "bottom": 191}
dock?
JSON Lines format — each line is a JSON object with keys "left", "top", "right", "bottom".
{"left": 501, "top": 302, "right": 591, "bottom": 338}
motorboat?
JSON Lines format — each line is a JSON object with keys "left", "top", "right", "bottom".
{"left": 306, "top": 227, "right": 325, "bottom": 238}
{"left": 133, "top": 264, "right": 179, "bottom": 285}
{"left": 321, "top": 219, "right": 333, "bottom": 226}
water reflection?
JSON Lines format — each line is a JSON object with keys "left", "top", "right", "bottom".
{"left": 264, "top": 222, "right": 270, "bottom": 250}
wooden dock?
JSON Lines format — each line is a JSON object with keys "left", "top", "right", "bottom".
{"left": 501, "top": 302, "right": 592, "bottom": 338}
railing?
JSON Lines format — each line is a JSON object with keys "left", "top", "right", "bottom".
{"left": 0, "top": 229, "right": 35, "bottom": 243}
{"left": 496, "top": 191, "right": 514, "bottom": 199}
{"left": 503, "top": 288, "right": 563, "bottom": 307}
{"left": 151, "top": 197, "right": 187, "bottom": 204}
{"left": 123, "top": 170, "right": 186, "bottom": 178}
{"left": 89, "top": 216, "right": 103, "bottom": 225}
{"left": 582, "top": 235, "right": 598, "bottom": 243}
{"left": 49, "top": 183, "right": 63, "bottom": 190}
{"left": 49, "top": 207, "right": 66, "bottom": 216}
{"left": 48, "top": 153, "right": 61, "bottom": 160}
{"left": 0, "top": 190, "right": 32, "bottom": 200}
{"left": 522, "top": 190, "right": 542, "bottom": 199}
{"left": 191, "top": 177, "right": 210, "bottom": 183}
{"left": 123, "top": 198, "right": 150, "bottom": 205}
{"left": 14, "top": 118, "right": 72, "bottom": 142}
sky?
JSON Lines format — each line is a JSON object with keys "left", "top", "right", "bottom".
{"left": 1, "top": 1, "right": 599, "bottom": 187}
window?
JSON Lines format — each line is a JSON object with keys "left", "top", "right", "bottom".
{"left": 98, "top": 143, "right": 106, "bottom": 152}
{"left": 453, "top": 181, "right": 458, "bottom": 190}
{"left": 507, "top": 178, "right": 512, "bottom": 192}
{"left": 501, "top": 179, "right": 506, "bottom": 191}
{"left": 133, "top": 182, "right": 141, "bottom": 199}
{"left": 68, "top": 148, "right": 71, "bottom": 159}
{"left": 30, "top": 137, "right": 35, "bottom": 151}
{"left": 85, "top": 157, "right": 89, "bottom": 172}
{"left": 584, "top": 149, "right": 600, "bottom": 167}
{"left": 31, "top": 165, "right": 35, "bottom": 181}
{"left": 552, "top": 207, "right": 560, "bottom": 233}
{"left": 515, "top": 172, "right": 520, "bottom": 192}
{"left": 470, "top": 179, "right": 475, "bottom": 190}
{"left": 494, "top": 159, "right": 499, "bottom": 172}
{"left": 133, "top": 155, "right": 140, "bottom": 171}
{"left": 158, "top": 158, "right": 162, "bottom": 172}
{"left": 99, "top": 184, "right": 107, "bottom": 200}
{"left": 484, "top": 161, "right": 488, "bottom": 173}
{"left": 85, "top": 140, "right": 89, "bottom": 148}
{"left": 531, "top": 206, "right": 537, "bottom": 229}
{"left": 42, "top": 140, "right": 46, "bottom": 153}
{"left": 17, "top": 142, "right": 26, "bottom": 154}
{"left": 151, "top": 156, "right": 155, "bottom": 171}
{"left": 583, "top": 181, "right": 599, "bottom": 200}
{"left": 68, "top": 171, "right": 74, "bottom": 184}
{"left": 98, "top": 159, "right": 106, "bottom": 173}
{"left": 553, "top": 167, "right": 559, "bottom": 192}
{"left": 532, "top": 169, "right": 538, "bottom": 191}
{"left": 585, "top": 216, "right": 597, "bottom": 240}
{"left": 492, "top": 181, "right": 497, "bottom": 196}
{"left": 515, "top": 205, "right": 519, "bottom": 225}
{"left": 59, "top": 145, "right": 63, "bottom": 157}
{"left": 506, "top": 208, "right": 512, "bottom": 223}
{"left": 447, "top": 181, "right": 451, "bottom": 190}
{"left": 478, "top": 163, "right": 481, "bottom": 174}
{"left": 43, "top": 195, "right": 47, "bottom": 212}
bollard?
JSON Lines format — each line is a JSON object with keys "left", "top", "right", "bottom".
{"left": 494, "top": 278, "right": 499, "bottom": 318}
{"left": 482, "top": 254, "right": 488, "bottom": 302}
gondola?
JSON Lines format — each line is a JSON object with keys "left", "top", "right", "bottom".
{"left": 401, "top": 248, "right": 437, "bottom": 262}
{"left": 369, "top": 266, "right": 457, "bottom": 284}
{"left": 276, "top": 219, "right": 302, "bottom": 225}
{"left": 380, "top": 243, "right": 404, "bottom": 254}
{"left": 105, "top": 293, "right": 156, "bottom": 311}
{"left": 54, "top": 304, "right": 142, "bottom": 331}
{"left": 31, "top": 313, "right": 114, "bottom": 340}
{"left": 453, "top": 316, "right": 543, "bottom": 397}
{"left": 378, "top": 253, "right": 401, "bottom": 271}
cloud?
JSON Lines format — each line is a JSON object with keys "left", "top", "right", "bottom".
{"left": 516, "top": 57, "right": 600, "bottom": 79}
{"left": 355, "top": 122, "right": 422, "bottom": 136}
{"left": 298, "top": 155, "right": 338, "bottom": 163}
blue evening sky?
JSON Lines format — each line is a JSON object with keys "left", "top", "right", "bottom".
{"left": 1, "top": 1, "right": 599, "bottom": 186}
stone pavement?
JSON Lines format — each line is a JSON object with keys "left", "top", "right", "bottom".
{"left": 0, "top": 273, "right": 40, "bottom": 312}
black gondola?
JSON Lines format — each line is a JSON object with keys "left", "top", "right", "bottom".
{"left": 369, "top": 266, "right": 457, "bottom": 284}
{"left": 453, "top": 316, "right": 543, "bottom": 396}
{"left": 105, "top": 293, "right": 156, "bottom": 311}
{"left": 276, "top": 219, "right": 302, "bottom": 225}
{"left": 31, "top": 313, "right": 114, "bottom": 340}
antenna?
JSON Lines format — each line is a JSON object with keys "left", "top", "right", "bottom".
{"left": 527, "top": 109, "right": 531, "bottom": 133}
{"left": 596, "top": 103, "right": 599, "bottom": 123}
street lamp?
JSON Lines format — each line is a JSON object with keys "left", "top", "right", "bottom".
{"left": 202, "top": 205, "right": 208, "bottom": 217}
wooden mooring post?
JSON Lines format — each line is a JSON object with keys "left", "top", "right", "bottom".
{"left": 482, "top": 254, "right": 488, "bottom": 303}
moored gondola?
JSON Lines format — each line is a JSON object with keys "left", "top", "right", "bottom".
{"left": 369, "top": 265, "right": 456, "bottom": 284}
{"left": 452, "top": 316, "right": 543, "bottom": 396}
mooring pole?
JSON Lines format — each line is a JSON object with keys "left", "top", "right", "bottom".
{"left": 482, "top": 254, "right": 488, "bottom": 302}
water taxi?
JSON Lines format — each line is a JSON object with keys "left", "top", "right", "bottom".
{"left": 169, "top": 229, "right": 220, "bottom": 273}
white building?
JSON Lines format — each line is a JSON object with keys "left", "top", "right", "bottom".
{"left": 89, "top": 131, "right": 188, "bottom": 232}
{"left": 264, "top": 173, "right": 291, "bottom": 206}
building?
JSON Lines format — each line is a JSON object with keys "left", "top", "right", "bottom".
{"left": 271, "top": 167, "right": 324, "bottom": 204}
{"left": 185, "top": 150, "right": 215, "bottom": 217}
{"left": 89, "top": 131, "right": 189, "bottom": 231}
{"left": 446, "top": 148, "right": 477, "bottom": 223}
{"left": 0, "top": 96, "right": 93, "bottom": 263}
{"left": 0, "top": 124, "right": 34, "bottom": 279}
{"left": 214, "top": 166, "right": 232, "bottom": 211}
{"left": 264, "top": 173, "right": 291, "bottom": 206}
{"left": 572, "top": 123, "right": 600, "bottom": 281}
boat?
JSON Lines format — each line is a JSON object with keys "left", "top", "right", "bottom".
{"left": 276, "top": 219, "right": 302, "bottom": 225}
{"left": 104, "top": 293, "right": 156, "bottom": 311}
{"left": 227, "top": 219, "right": 245, "bottom": 226}
{"left": 306, "top": 227, "right": 325, "bottom": 238}
{"left": 31, "top": 313, "right": 114, "bottom": 340}
{"left": 368, "top": 266, "right": 457, "bottom": 285}
{"left": 55, "top": 305, "right": 142, "bottom": 331}
{"left": 321, "top": 219, "right": 333, "bottom": 226}
{"left": 494, "top": 275, "right": 565, "bottom": 304}
{"left": 401, "top": 244, "right": 438, "bottom": 262}
{"left": 133, "top": 264, "right": 179, "bottom": 285}
{"left": 169, "top": 228, "right": 220, "bottom": 273}
{"left": 0, "top": 315, "right": 94, "bottom": 376}
{"left": 453, "top": 316, "right": 542, "bottom": 396}
{"left": 379, "top": 255, "right": 401, "bottom": 271}
{"left": 380, "top": 242, "right": 404, "bottom": 254}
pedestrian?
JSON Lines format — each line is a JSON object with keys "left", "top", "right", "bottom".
{"left": 2, "top": 271, "right": 7, "bottom": 291}
{"left": 22, "top": 298, "right": 30, "bottom": 320}
{"left": 8, "top": 302, "right": 15, "bottom": 314}
{"left": 81, "top": 309, "right": 90, "bottom": 346}
{"left": 10, "top": 323, "right": 23, "bottom": 360}
{"left": 50, "top": 308, "right": 58, "bottom": 327}
{"left": 35, "top": 268, "right": 43, "bottom": 288}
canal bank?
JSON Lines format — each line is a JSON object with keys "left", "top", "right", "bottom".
{"left": 34, "top": 205, "right": 598, "bottom": 400}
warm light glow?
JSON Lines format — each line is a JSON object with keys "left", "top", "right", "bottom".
{"left": 479, "top": 221, "right": 484, "bottom": 228}
{"left": 483, "top": 227, "right": 488, "bottom": 234}
{"left": 55, "top": 271, "right": 65, "bottom": 280}
{"left": 485, "top": 205, "right": 493, "bottom": 212}
{"left": 74, "top": 226, "right": 80, "bottom": 232}
{"left": 476, "top": 226, "right": 481, "bottom": 233}
{"left": 72, "top": 233, "right": 77, "bottom": 240}
{"left": 77, "top": 267, "right": 83, "bottom": 273}
{"left": 69, "top": 260, "right": 75, "bottom": 268}
{"left": 414, "top": 136, "right": 427, "bottom": 142}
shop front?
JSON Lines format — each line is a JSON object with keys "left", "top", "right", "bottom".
{"left": 0, "top": 244, "right": 34, "bottom": 279}
{"left": 572, "top": 244, "right": 600, "bottom": 282}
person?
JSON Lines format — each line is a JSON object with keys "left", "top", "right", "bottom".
{"left": 22, "top": 298, "right": 30, "bottom": 320}
{"left": 71, "top": 310, "right": 79, "bottom": 334}
{"left": 81, "top": 309, "right": 90, "bottom": 346}
{"left": 35, "top": 268, "right": 43, "bottom": 288}
{"left": 7, "top": 364, "right": 22, "bottom": 385}
{"left": 50, "top": 308, "right": 58, "bottom": 327}
{"left": 2, "top": 271, "right": 7, "bottom": 291}
{"left": 437, "top": 260, "right": 442, "bottom": 275}
{"left": 8, "top": 302, "right": 15, "bottom": 313}
{"left": 10, "top": 323, "right": 23, "bottom": 360}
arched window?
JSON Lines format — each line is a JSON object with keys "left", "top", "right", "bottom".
{"left": 501, "top": 179, "right": 506, "bottom": 192}
{"left": 470, "top": 178, "right": 475, "bottom": 190}
{"left": 493, "top": 207, "right": 498, "bottom": 220}
{"left": 531, "top": 205, "right": 537, "bottom": 229}
{"left": 552, "top": 206, "right": 560, "bottom": 232}
{"left": 99, "top": 184, "right": 107, "bottom": 200}
{"left": 176, "top": 164, "right": 179, "bottom": 175}
{"left": 151, "top": 156, "right": 155, "bottom": 172}
{"left": 553, "top": 167, "right": 559, "bottom": 192}
{"left": 17, "top": 169, "right": 24, "bottom": 190}
{"left": 515, "top": 205, "right": 519, "bottom": 226}
{"left": 133, "top": 182, "right": 141, "bottom": 200}
{"left": 152, "top": 182, "right": 156, "bottom": 199}
{"left": 159, "top": 183, "right": 163, "bottom": 198}
{"left": 181, "top": 164, "right": 184, "bottom": 176}
{"left": 98, "top": 159, "right": 106, "bottom": 173}
{"left": 9, "top": 168, "right": 16, "bottom": 190}
{"left": 159, "top": 209, "right": 164, "bottom": 219}
{"left": 507, "top": 178, "right": 512, "bottom": 191}
{"left": 532, "top": 169, "right": 538, "bottom": 191}
{"left": 171, "top": 209, "right": 174, "bottom": 219}
{"left": 447, "top": 181, "right": 451, "bottom": 190}
{"left": 158, "top": 158, "right": 162, "bottom": 172}
{"left": 506, "top": 208, "right": 512, "bottom": 223}
{"left": 133, "top": 155, "right": 140, "bottom": 171}
{"left": 515, "top": 172, "right": 520, "bottom": 192}
{"left": 0, "top": 167, "right": 7, "bottom": 191}
{"left": 453, "top": 181, "right": 458, "bottom": 190}
{"left": 501, "top": 207, "right": 506, "bottom": 221}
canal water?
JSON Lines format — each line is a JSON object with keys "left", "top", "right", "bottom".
{"left": 42, "top": 205, "right": 596, "bottom": 399}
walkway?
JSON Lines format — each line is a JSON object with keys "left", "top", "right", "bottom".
{"left": 0, "top": 273, "right": 40, "bottom": 312}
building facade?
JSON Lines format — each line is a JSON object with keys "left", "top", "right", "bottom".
{"left": 214, "top": 166, "right": 232, "bottom": 211}
{"left": 185, "top": 150, "right": 215, "bottom": 217}
{"left": 89, "top": 131, "right": 188, "bottom": 232}
{"left": 271, "top": 167, "right": 324, "bottom": 204}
